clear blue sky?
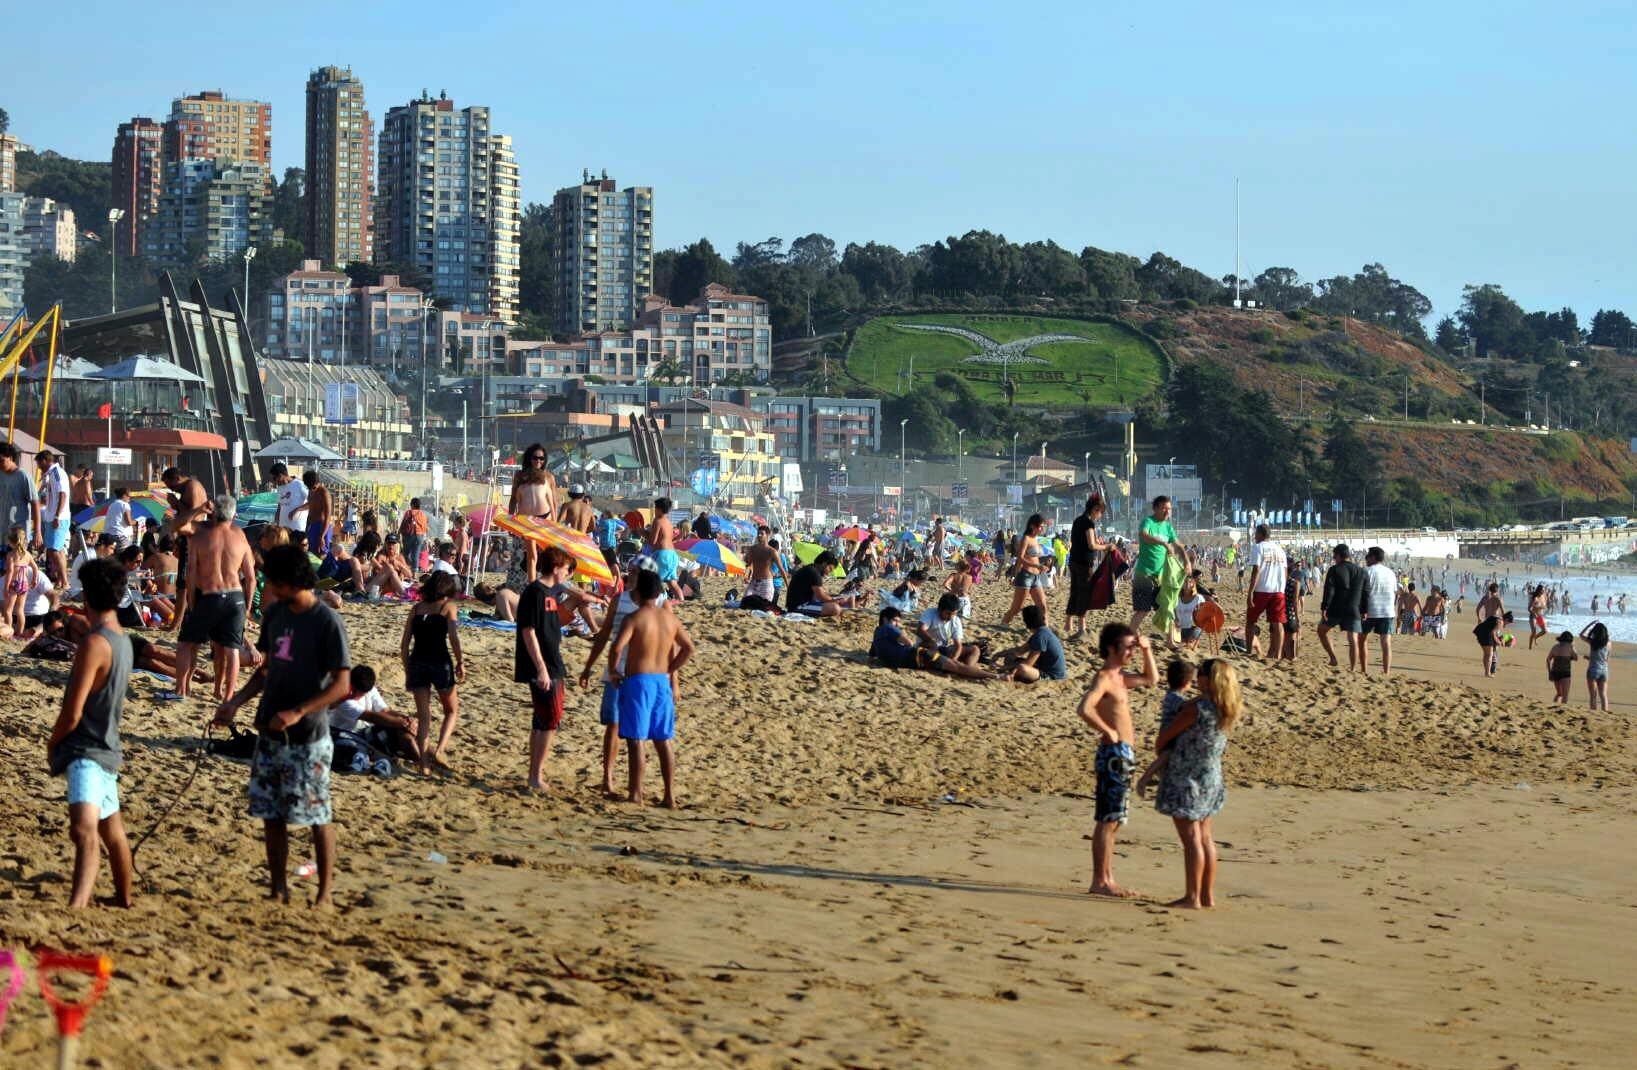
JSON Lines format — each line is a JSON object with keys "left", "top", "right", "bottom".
{"left": 8, "top": 1, "right": 1634, "bottom": 322}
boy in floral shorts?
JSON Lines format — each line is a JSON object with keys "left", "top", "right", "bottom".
{"left": 214, "top": 545, "right": 352, "bottom": 907}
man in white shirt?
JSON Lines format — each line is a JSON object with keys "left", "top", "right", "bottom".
{"left": 916, "top": 593, "right": 985, "bottom": 671}
{"left": 1244, "top": 523, "right": 1289, "bottom": 662}
{"left": 103, "top": 487, "right": 135, "bottom": 548}
{"left": 35, "top": 449, "right": 72, "bottom": 586}
{"left": 270, "top": 462, "right": 308, "bottom": 533}
{"left": 429, "top": 541, "right": 459, "bottom": 576}
{"left": 1360, "top": 546, "right": 1397, "bottom": 674}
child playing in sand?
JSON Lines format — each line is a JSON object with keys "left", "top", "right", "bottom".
{"left": 1580, "top": 621, "right": 1610, "bottom": 711}
{"left": 1076, "top": 622, "right": 1158, "bottom": 898}
{"left": 1136, "top": 660, "right": 1197, "bottom": 798}
{"left": 1154, "top": 658, "right": 1241, "bottom": 909}
{"left": 517, "top": 547, "right": 574, "bottom": 792}
{"left": 609, "top": 569, "right": 695, "bottom": 807}
{"left": 879, "top": 569, "right": 928, "bottom": 614}
{"left": 943, "top": 564, "right": 974, "bottom": 619}
{"left": 993, "top": 604, "right": 1067, "bottom": 682}
{"left": 48, "top": 558, "right": 135, "bottom": 908}
{"left": 1174, "top": 577, "right": 1204, "bottom": 649}
{"left": 400, "top": 570, "right": 464, "bottom": 773}
{"left": 1545, "top": 630, "right": 1577, "bottom": 704}
{"left": 3, "top": 524, "right": 39, "bottom": 638}
{"left": 329, "top": 664, "right": 420, "bottom": 773}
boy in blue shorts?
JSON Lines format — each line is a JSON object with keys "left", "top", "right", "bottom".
{"left": 580, "top": 555, "right": 667, "bottom": 797}
{"left": 48, "top": 558, "right": 135, "bottom": 908}
{"left": 608, "top": 569, "right": 694, "bottom": 808}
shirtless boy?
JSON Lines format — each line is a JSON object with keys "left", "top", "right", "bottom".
{"left": 172, "top": 495, "right": 256, "bottom": 701}
{"left": 1075, "top": 622, "right": 1158, "bottom": 898}
{"left": 557, "top": 484, "right": 596, "bottom": 535}
{"left": 608, "top": 569, "right": 694, "bottom": 807}
{"left": 742, "top": 525, "right": 786, "bottom": 603}
{"left": 646, "top": 496, "right": 683, "bottom": 601}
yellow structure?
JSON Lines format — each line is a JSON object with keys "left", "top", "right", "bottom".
{"left": 0, "top": 304, "right": 63, "bottom": 446}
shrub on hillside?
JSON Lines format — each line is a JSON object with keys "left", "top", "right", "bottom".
{"left": 1248, "top": 327, "right": 1276, "bottom": 345}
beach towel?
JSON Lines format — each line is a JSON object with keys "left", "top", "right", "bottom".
{"left": 1149, "top": 551, "right": 1188, "bottom": 634}
{"left": 464, "top": 617, "right": 517, "bottom": 632}
{"left": 1086, "top": 545, "right": 1127, "bottom": 611}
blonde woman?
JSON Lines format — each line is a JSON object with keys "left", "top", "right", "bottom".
{"left": 1153, "top": 658, "right": 1241, "bottom": 909}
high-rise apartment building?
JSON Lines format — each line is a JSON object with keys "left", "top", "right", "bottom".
{"left": 374, "top": 93, "right": 520, "bottom": 323}
{"left": 549, "top": 173, "right": 653, "bottom": 335}
{"left": 0, "top": 133, "right": 18, "bottom": 193}
{"left": 163, "top": 91, "right": 272, "bottom": 168}
{"left": 22, "top": 198, "right": 76, "bottom": 263}
{"left": 0, "top": 192, "right": 28, "bottom": 315}
{"left": 110, "top": 118, "right": 163, "bottom": 256}
{"left": 304, "top": 66, "right": 373, "bottom": 268}
{"left": 146, "top": 159, "right": 273, "bottom": 266}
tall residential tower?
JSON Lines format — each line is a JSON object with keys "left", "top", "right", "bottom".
{"left": 304, "top": 66, "right": 373, "bottom": 267}
{"left": 374, "top": 93, "right": 519, "bottom": 322}
{"left": 549, "top": 172, "right": 653, "bottom": 334}
{"left": 110, "top": 118, "right": 163, "bottom": 256}
{"left": 162, "top": 90, "right": 272, "bottom": 168}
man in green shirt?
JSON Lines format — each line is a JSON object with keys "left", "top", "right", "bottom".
{"left": 1130, "top": 496, "right": 1188, "bottom": 633}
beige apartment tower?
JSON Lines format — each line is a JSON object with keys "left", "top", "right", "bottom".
{"left": 549, "top": 173, "right": 653, "bottom": 334}
{"left": 304, "top": 66, "right": 374, "bottom": 267}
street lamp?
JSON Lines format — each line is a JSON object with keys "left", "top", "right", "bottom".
{"left": 956, "top": 427, "right": 965, "bottom": 478}
{"left": 1084, "top": 451, "right": 1092, "bottom": 487}
{"left": 106, "top": 209, "right": 125, "bottom": 313}
{"left": 420, "top": 299, "right": 435, "bottom": 455}
{"left": 242, "top": 245, "right": 257, "bottom": 323}
{"left": 899, "top": 418, "right": 908, "bottom": 514}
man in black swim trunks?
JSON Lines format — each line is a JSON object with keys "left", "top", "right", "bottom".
{"left": 1317, "top": 543, "right": 1367, "bottom": 671}
{"left": 170, "top": 495, "right": 255, "bottom": 702}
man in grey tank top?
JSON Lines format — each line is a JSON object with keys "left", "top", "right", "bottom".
{"left": 48, "top": 557, "right": 136, "bottom": 908}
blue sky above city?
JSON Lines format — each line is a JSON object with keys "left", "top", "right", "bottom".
{"left": 7, "top": 1, "right": 1634, "bottom": 321}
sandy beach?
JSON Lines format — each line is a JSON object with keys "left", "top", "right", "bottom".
{"left": 2, "top": 571, "right": 1634, "bottom": 1068}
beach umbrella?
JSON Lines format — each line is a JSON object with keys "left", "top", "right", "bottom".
{"left": 494, "top": 511, "right": 616, "bottom": 584}
{"left": 87, "top": 355, "right": 207, "bottom": 384}
{"left": 234, "top": 491, "right": 278, "bottom": 524}
{"left": 255, "top": 435, "right": 344, "bottom": 463}
{"left": 74, "top": 494, "right": 170, "bottom": 530}
{"left": 464, "top": 503, "right": 502, "bottom": 536}
{"left": 792, "top": 541, "right": 828, "bottom": 564}
{"left": 677, "top": 537, "right": 748, "bottom": 576}
{"left": 834, "top": 525, "right": 867, "bottom": 542}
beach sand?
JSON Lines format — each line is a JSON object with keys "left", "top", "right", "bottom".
{"left": 1, "top": 572, "right": 1633, "bottom": 1068}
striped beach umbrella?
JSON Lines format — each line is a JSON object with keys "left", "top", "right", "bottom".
{"left": 493, "top": 511, "right": 616, "bottom": 584}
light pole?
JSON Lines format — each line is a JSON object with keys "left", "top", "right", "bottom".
{"left": 420, "top": 300, "right": 435, "bottom": 456}
{"left": 106, "top": 209, "right": 125, "bottom": 313}
{"left": 956, "top": 427, "right": 965, "bottom": 478}
{"left": 899, "top": 418, "right": 908, "bottom": 517}
{"left": 241, "top": 245, "right": 256, "bottom": 320}
{"left": 1083, "top": 451, "right": 1091, "bottom": 488}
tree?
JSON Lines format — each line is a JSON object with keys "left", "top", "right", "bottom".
{"left": 786, "top": 233, "right": 838, "bottom": 273}
{"left": 1589, "top": 308, "right": 1637, "bottom": 350}
{"left": 1323, "top": 408, "right": 1380, "bottom": 513}
{"left": 1311, "top": 263, "right": 1432, "bottom": 339}
{"left": 1250, "top": 267, "right": 1313, "bottom": 310}
{"left": 14, "top": 150, "right": 112, "bottom": 239}
{"left": 1457, "top": 283, "right": 1529, "bottom": 358}
{"left": 841, "top": 241, "right": 910, "bottom": 302}
{"left": 1434, "top": 316, "right": 1468, "bottom": 354}
{"left": 517, "top": 202, "right": 553, "bottom": 322}
{"left": 1135, "top": 251, "right": 1222, "bottom": 303}
{"left": 666, "top": 239, "right": 735, "bottom": 305}
{"left": 272, "top": 167, "right": 306, "bottom": 243}
{"left": 732, "top": 237, "right": 784, "bottom": 271}
{"left": 1078, "top": 246, "right": 1141, "bottom": 302}
{"left": 1016, "top": 240, "right": 1086, "bottom": 299}
{"left": 0, "top": 107, "right": 9, "bottom": 135}
{"left": 922, "top": 230, "right": 1022, "bottom": 297}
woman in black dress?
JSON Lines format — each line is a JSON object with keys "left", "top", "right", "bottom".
{"left": 1064, "top": 495, "right": 1108, "bottom": 638}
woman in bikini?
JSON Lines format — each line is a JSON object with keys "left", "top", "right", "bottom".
{"left": 508, "top": 444, "right": 558, "bottom": 588}
{"left": 1000, "top": 514, "right": 1050, "bottom": 627}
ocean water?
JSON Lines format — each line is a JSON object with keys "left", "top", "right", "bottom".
{"left": 1411, "top": 568, "right": 1637, "bottom": 645}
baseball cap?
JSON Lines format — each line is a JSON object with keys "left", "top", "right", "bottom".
{"left": 570, "top": 483, "right": 586, "bottom": 496}
{"left": 629, "top": 553, "right": 658, "bottom": 575}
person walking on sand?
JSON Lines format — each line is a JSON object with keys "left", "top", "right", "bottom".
{"left": 400, "top": 570, "right": 465, "bottom": 773}
{"left": 742, "top": 525, "right": 787, "bottom": 608}
{"left": 1360, "top": 547, "right": 1396, "bottom": 675}
{"left": 1131, "top": 496, "right": 1187, "bottom": 637}
{"left": 304, "top": 470, "right": 333, "bottom": 556}
{"left": 1076, "top": 622, "right": 1158, "bottom": 898}
{"left": 509, "top": 444, "right": 559, "bottom": 585}
{"left": 48, "top": 558, "right": 135, "bottom": 909}
{"left": 581, "top": 556, "right": 668, "bottom": 797}
{"left": 608, "top": 569, "right": 694, "bottom": 808}
{"left": 517, "top": 548, "right": 574, "bottom": 792}
{"left": 647, "top": 496, "right": 684, "bottom": 601}
{"left": 169, "top": 495, "right": 255, "bottom": 702}
{"left": 1154, "top": 658, "right": 1241, "bottom": 910}
{"left": 1065, "top": 494, "right": 1109, "bottom": 640}
{"left": 1580, "top": 621, "right": 1611, "bottom": 711}
{"left": 212, "top": 545, "right": 352, "bottom": 908}
{"left": 1001, "top": 514, "right": 1051, "bottom": 627}
{"left": 1243, "top": 523, "right": 1288, "bottom": 662}
{"left": 1545, "top": 630, "right": 1577, "bottom": 704}
{"left": 1527, "top": 585, "right": 1548, "bottom": 649}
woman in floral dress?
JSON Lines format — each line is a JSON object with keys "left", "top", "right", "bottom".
{"left": 1154, "top": 658, "right": 1242, "bottom": 909}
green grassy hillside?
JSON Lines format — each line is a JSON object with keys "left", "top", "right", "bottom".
{"left": 846, "top": 313, "right": 1165, "bottom": 407}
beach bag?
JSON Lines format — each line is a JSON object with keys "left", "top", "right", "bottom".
{"left": 22, "top": 633, "right": 75, "bottom": 661}
{"left": 206, "top": 724, "right": 259, "bottom": 760}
